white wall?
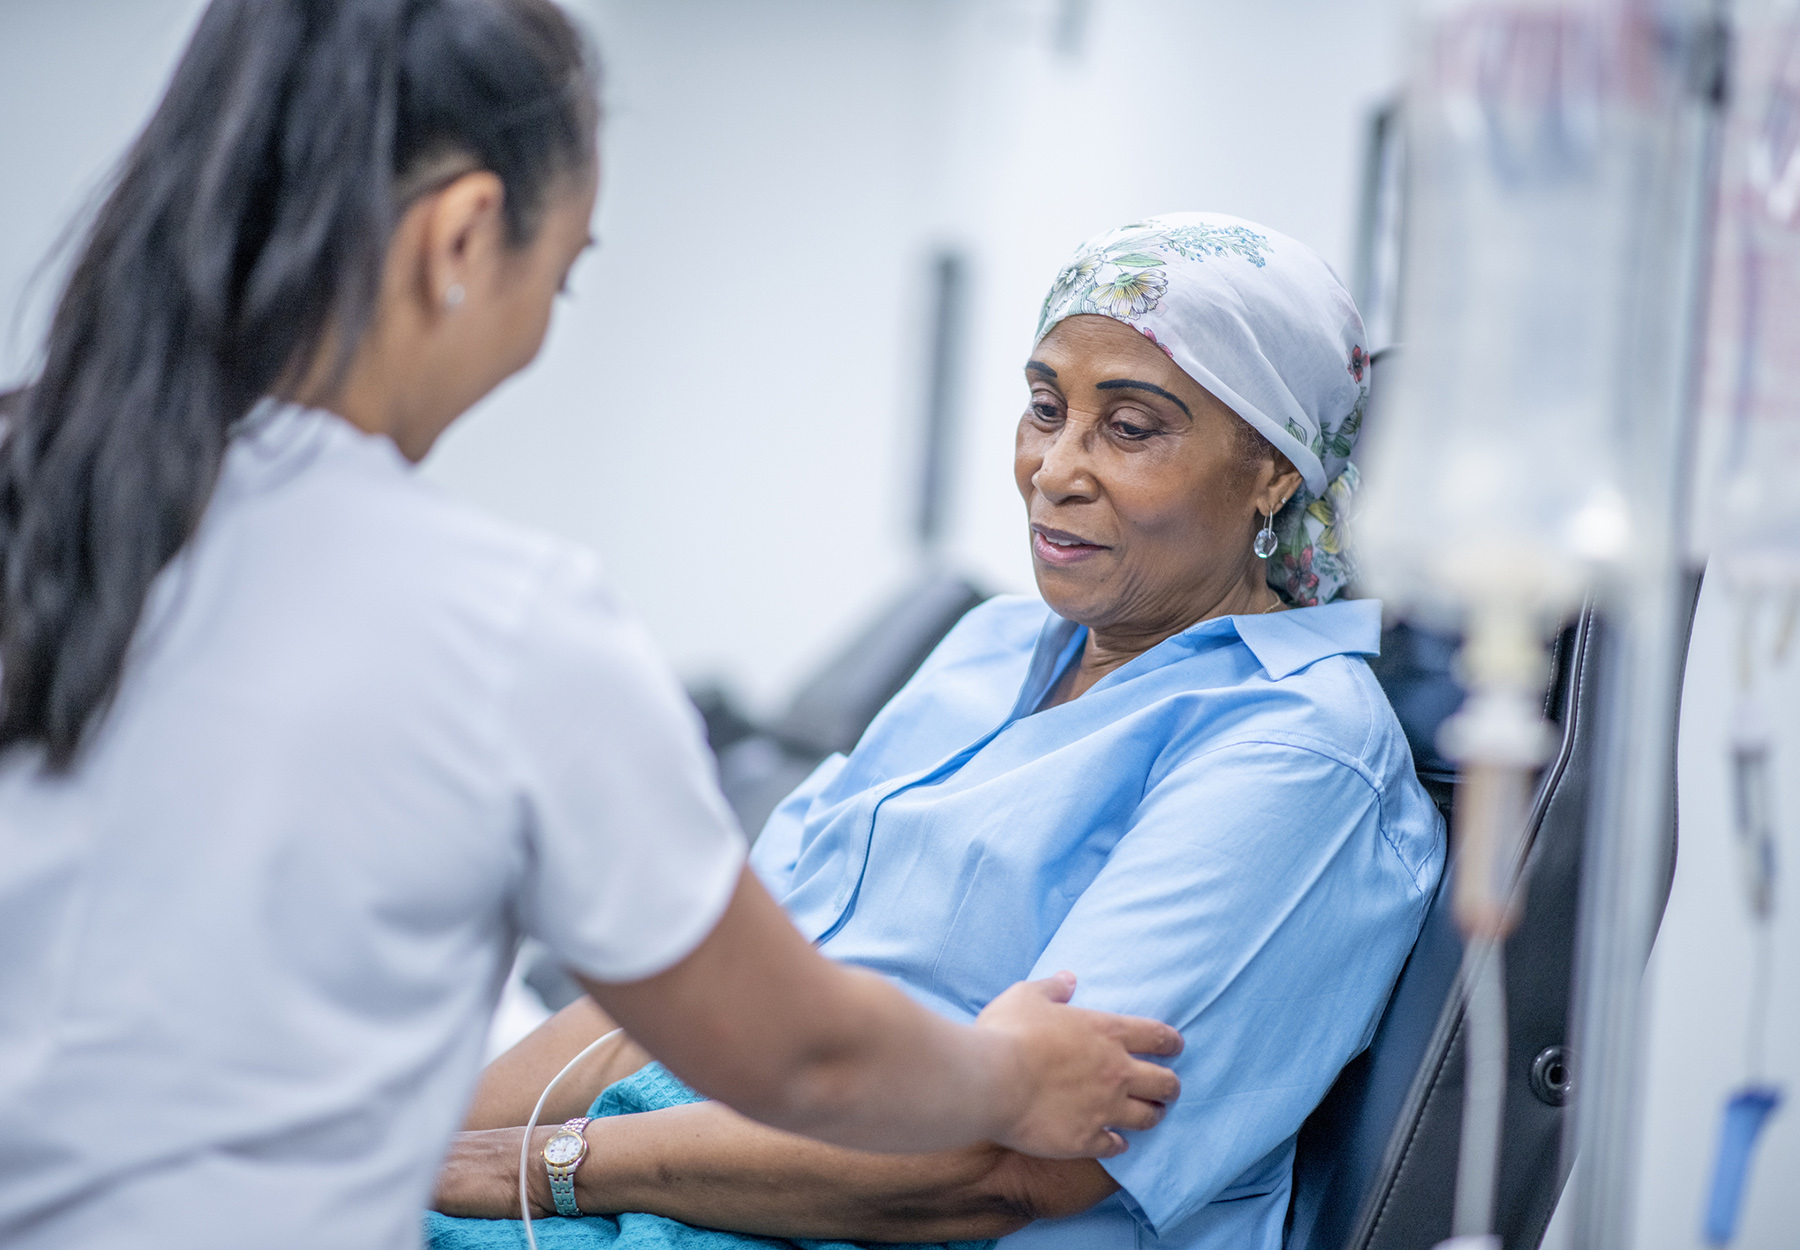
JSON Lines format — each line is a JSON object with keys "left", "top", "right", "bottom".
{"left": 425, "top": 0, "right": 950, "bottom": 713}
{"left": 0, "top": 0, "right": 207, "bottom": 375}
{"left": 2, "top": 3, "right": 1795, "bottom": 1245}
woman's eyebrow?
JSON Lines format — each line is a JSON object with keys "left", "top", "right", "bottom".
{"left": 1095, "top": 378, "right": 1192, "bottom": 418}
{"left": 1025, "top": 360, "right": 1058, "bottom": 378}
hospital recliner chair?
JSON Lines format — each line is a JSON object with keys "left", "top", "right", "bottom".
{"left": 1286, "top": 608, "right": 1585, "bottom": 1248}
{"left": 1281, "top": 342, "right": 1701, "bottom": 1249}
{"left": 1286, "top": 586, "right": 1698, "bottom": 1250}
{"left": 699, "top": 571, "right": 989, "bottom": 840}
{"left": 675, "top": 418, "right": 1698, "bottom": 1250}
{"left": 699, "top": 583, "right": 1695, "bottom": 1249}
{"left": 693, "top": 562, "right": 1691, "bottom": 1250}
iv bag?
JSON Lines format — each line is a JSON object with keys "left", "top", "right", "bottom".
{"left": 1359, "top": 0, "right": 1665, "bottom": 623}
{"left": 1690, "top": 1, "right": 1800, "bottom": 584}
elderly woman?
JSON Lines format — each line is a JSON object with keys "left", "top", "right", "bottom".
{"left": 429, "top": 214, "right": 1443, "bottom": 1250}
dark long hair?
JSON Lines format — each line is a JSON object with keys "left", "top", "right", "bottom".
{"left": 0, "top": 0, "right": 597, "bottom": 769}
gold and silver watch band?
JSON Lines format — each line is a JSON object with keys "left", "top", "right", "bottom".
{"left": 542, "top": 1116, "right": 591, "bottom": 1218}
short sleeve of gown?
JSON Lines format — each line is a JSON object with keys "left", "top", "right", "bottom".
{"left": 500, "top": 549, "right": 746, "bottom": 984}
{"left": 1028, "top": 737, "right": 1434, "bottom": 1238}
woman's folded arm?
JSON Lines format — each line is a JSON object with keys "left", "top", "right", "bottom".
{"left": 461, "top": 996, "right": 647, "bottom": 1130}
{"left": 435, "top": 1099, "right": 1121, "bottom": 1242}
{"left": 447, "top": 897, "right": 1142, "bottom": 1241}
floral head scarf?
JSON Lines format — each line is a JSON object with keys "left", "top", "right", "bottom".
{"left": 1035, "top": 212, "right": 1367, "bottom": 607}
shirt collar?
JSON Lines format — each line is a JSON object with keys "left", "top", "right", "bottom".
{"left": 226, "top": 400, "right": 410, "bottom": 489}
{"left": 1023, "top": 597, "right": 1382, "bottom": 711}
{"left": 1226, "top": 597, "right": 1382, "bottom": 678}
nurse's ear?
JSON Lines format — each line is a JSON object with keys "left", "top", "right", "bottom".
{"left": 411, "top": 170, "right": 509, "bottom": 319}
{"left": 312, "top": 159, "right": 593, "bottom": 461}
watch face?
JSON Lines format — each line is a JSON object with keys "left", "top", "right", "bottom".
{"left": 544, "top": 1130, "right": 584, "bottom": 1166}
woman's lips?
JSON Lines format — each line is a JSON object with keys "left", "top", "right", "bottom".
{"left": 1031, "top": 525, "right": 1109, "bottom": 567}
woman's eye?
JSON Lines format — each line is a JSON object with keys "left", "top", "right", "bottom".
{"left": 1030, "top": 401, "right": 1061, "bottom": 422}
{"left": 1112, "top": 420, "right": 1155, "bottom": 440}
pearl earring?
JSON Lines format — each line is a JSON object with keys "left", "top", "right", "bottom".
{"left": 445, "top": 283, "right": 465, "bottom": 310}
{"left": 1253, "top": 507, "right": 1279, "bottom": 559}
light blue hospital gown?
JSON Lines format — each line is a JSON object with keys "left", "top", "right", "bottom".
{"left": 750, "top": 596, "right": 1444, "bottom": 1250}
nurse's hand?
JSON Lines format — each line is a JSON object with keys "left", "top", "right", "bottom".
{"left": 585, "top": 868, "right": 1183, "bottom": 1160}
{"left": 975, "top": 971, "right": 1183, "bottom": 1159}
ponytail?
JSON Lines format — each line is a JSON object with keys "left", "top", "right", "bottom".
{"left": 0, "top": 0, "right": 596, "bottom": 769}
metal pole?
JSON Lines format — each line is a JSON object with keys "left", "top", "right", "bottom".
{"left": 1454, "top": 939, "right": 1510, "bottom": 1240}
{"left": 1567, "top": 567, "right": 1692, "bottom": 1248}
{"left": 1565, "top": 7, "right": 1727, "bottom": 1245}
{"left": 916, "top": 251, "right": 966, "bottom": 557}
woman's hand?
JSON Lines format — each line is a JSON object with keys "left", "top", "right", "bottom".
{"left": 975, "top": 971, "right": 1183, "bottom": 1159}
{"left": 432, "top": 1126, "right": 557, "bottom": 1220}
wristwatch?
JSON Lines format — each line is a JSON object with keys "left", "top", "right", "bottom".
{"left": 541, "top": 1116, "right": 591, "bottom": 1218}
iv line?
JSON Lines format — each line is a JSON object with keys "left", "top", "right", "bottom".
{"left": 1452, "top": 937, "right": 1508, "bottom": 1240}
{"left": 1732, "top": 591, "right": 1778, "bottom": 1083}
{"left": 1745, "top": 926, "right": 1772, "bottom": 1082}
{"left": 518, "top": 1027, "right": 624, "bottom": 1250}
{"left": 1704, "top": 587, "right": 1787, "bottom": 1245}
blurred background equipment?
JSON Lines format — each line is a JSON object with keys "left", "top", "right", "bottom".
{"left": 1686, "top": 0, "right": 1800, "bottom": 1241}
{"left": 1352, "top": 101, "right": 1407, "bottom": 358}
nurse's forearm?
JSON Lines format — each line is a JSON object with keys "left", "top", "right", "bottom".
{"left": 579, "top": 868, "right": 1182, "bottom": 1158}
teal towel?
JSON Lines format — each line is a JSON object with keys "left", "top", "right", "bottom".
{"left": 425, "top": 1063, "right": 995, "bottom": 1250}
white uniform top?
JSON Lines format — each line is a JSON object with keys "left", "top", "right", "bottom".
{"left": 0, "top": 404, "right": 746, "bottom": 1248}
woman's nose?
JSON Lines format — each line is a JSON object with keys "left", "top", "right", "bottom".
{"left": 1033, "top": 420, "right": 1099, "bottom": 503}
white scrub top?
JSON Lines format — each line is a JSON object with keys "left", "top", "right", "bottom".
{"left": 0, "top": 403, "right": 746, "bottom": 1249}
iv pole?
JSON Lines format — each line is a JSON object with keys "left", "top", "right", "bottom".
{"left": 1564, "top": 3, "right": 1727, "bottom": 1246}
{"left": 1364, "top": 2, "right": 1728, "bottom": 1244}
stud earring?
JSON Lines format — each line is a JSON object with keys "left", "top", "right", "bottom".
{"left": 445, "top": 283, "right": 465, "bottom": 310}
{"left": 1253, "top": 509, "right": 1278, "bottom": 559}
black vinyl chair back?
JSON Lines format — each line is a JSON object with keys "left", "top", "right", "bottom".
{"left": 705, "top": 571, "right": 990, "bottom": 841}
{"left": 1286, "top": 584, "right": 1697, "bottom": 1250}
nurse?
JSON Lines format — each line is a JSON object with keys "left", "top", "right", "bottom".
{"left": 0, "top": 2, "right": 1181, "bottom": 1248}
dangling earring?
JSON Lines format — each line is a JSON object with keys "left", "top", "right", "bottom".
{"left": 444, "top": 283, "right": 466, "bottom": 310}
{"left": 1253, "top": 508, "right": 1278, "bottom": 559}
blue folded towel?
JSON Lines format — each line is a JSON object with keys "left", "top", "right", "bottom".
{"left": 425, "top": 1063, "right": 995, "bottom": 1250}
